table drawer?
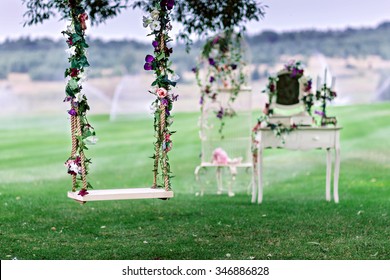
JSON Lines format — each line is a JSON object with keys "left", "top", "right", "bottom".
{"left": 260, "top": 131, "right": 299, "bottom": 149}
{"left": 259, "top": 129, "right": 338, "bottom": 150}
{"left": 297, "top": 131, "right": 335, "bottom": 149}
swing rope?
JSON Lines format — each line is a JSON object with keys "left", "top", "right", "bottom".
{"left": 75, "top": 113, "right": 88, "bottom": 192}
{"left": 70, "top": 114, "right": 77, "bottom": 192}
{"left": 152, "top": 32, "right": 170, "bottom": 192}
{"left": 69, "top": 107, "right": 88, "bottom": 193}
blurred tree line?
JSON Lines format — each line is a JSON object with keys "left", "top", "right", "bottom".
{"left": 1, "top": 21, "right": 390, "bottom": 81}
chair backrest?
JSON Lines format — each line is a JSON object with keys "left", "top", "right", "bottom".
{"left": 199, "top": 88, "right": 252, "bottom": 164}
{"left": 270, "top": 70, "right": 306, "bottom": 114}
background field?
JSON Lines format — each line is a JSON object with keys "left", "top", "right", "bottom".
{"left": 0, "top": 103, "right": 389, "bottom": 260}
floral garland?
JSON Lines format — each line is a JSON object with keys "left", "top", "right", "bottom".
{"left": 63, "top": 0, "right": 96, "bottom": 196}
{"left": 143, "top": 0, "right": 177, "bottom": 190}
{"left": 194, "top": 29, "right": 246, "bottom": 136}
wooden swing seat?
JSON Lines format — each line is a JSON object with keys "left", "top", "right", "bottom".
{"left": 67, "top": 187, "right": 174, "bottom": 202}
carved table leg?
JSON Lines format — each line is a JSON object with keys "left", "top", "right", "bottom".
{"left": 251, "top": 163, "right": 257, "bottom": 203}
{"left": 334, "top": 147, "right": 341, "bottom": 203}
{"left": 257, "top": 147, "right": 264, "bottom": 204}
{"left": 326, "top": 148, "right": 332, "bottom": 201}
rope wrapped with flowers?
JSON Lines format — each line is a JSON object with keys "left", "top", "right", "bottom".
{"left": 143, "top": 0, "right": 177, "bottom": 191}
{"left": 63, "top": 0, "right": 96, "bottom": 196}
{"left": 194, "top": 29, "right": 247, "bottom": 136}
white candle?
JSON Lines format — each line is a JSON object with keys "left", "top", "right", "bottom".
{"left": 316, "top": 75, "right": 321, "bottom": 91}
{"left": 324, "top": 69, "right": 327, "bottom": 86}
{"left": 331, "top": 77, "right": 336, "bottom": 90}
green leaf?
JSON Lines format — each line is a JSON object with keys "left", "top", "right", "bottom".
{"left": 68, "top": 79, "right": 79, "bottom": 91}
{"left": 156, "top": 52, "right": 165, "bottom": 60}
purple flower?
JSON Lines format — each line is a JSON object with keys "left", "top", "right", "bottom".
{"left": 231, "top": 64, "right": 237, "bottom": 70}
{"left": 144, "top": 63, "right": 153, "bottom": 71}
{"left": 145, "top": 55, "right": 155, "bottom": 63}
{"left": 167, "top": 0, "right": 175, "bottom": 10}
{"left": 165, "top": 107, "right": 171, "bottom": 116}
{"left": 63, "top": 96, "right": 72, "bottom": 102}
{"left": 68, "top": 108, "right": 77, "bottom": 116}
{"left": 152, "top": 41, "right": 159, "bottom": 48}
{"left": 199, "top": 96, "right": 204, "bottom": 105}
{"left": 209, "top": 76, "right": 215, "bottom": 83}
{"left": 315, "top": 110, "right": 325, "bottom": 117}
{"left": 160, "top": 0, "right": 174, "bottom": 10}
{"left": 191, "top": 67, "right": 198, "bottom": 73}
{"left": 208, "top": 58, "right": 216, "bottom": 66}
{"left": 172, "top": 94, "right": 179, "bottom": 101}
{"left": 291, "top": 68, "right": 298, "bottom": 77}
{"left": 161, "top": 98, "right": 169, "bottom": 106}
{"left": 216, "top": 108, "right": 224, "bottom": 119}
{"left": 212, "top": 36, "right": 220, "bottom": 45}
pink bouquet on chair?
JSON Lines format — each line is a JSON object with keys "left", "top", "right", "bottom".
{"left": 212, "top": 148, "right": 243, "bottom": 165}
{"left": 212, "top": 148, "right": 243, "bottom": 175}
{"left": 212, "top": 148, "right": 229, "bottom": 164}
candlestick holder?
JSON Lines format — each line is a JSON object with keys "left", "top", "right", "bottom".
{"left": 315, "top": 71, "right": 337, "bottom": 126}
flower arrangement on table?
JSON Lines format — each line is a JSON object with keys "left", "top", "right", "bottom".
{"left": 143, "top": 0, "right": 178, "bottom": 190}
{"left": 63, "top": 0, "right": 96, "bottom": 196}
{"left": 254, "top": 60, "right": 315, "bottom": 138}
{"left": 193, "top": 29, "right": 247, "bottom": 136}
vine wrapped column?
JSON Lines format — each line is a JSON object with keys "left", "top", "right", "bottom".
{"left": 144, "top": 1, "right": 178, "bottom": 192}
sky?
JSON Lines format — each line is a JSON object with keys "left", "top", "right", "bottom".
{"left": 1, "top": 0, "right": 390, "bottom": 42}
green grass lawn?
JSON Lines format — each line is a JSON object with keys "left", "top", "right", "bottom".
{"left": 0, "top": 103, "right": 389, "bottom": 260}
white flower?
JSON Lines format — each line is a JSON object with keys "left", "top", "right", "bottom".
{"left": 85, "top": 136, "right": 98, "bottom": 145}
{"left": 78, "top": 71, "right": 88, "bottom": 83}
{"left": 260, "top": 121, "right": 268, "bottom": 129}
{"left": 210, "top": 48, "right": 219, "bottom": 58}
{"left": 69, "top": 162, "right": 81, "bottom": 174}
{"left": 150, "top": 20, "right": 161, "bottom": 32}
{"left": 75, "top": 92, "right": 85, "bottom": 103}
{"left": 66, "top": 23, "right": 75, "bottom": 33}
{"left": 143, "top": 16, "right": 152, "bottom": 28}
{"left": 150, "top": 9, "right": 160, "bottom": 20}
{"left": 65, "top": 46, "right": 76, "bottom": 56}
{"left": 169, "top": 73, "right": 180, "bottom": 82}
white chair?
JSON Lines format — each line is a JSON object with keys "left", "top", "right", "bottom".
{"left": 195, "top": 88, "right": 253, "bottom": 197}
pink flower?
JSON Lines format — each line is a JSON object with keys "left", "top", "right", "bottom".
{"left": 78, "top": 13, "right": 88, "bottom": 30}
{"left": 252, "top": 122, "right": 261, "bottom": 132}
{"left": 78, "top": 189, "right": 89, "bottom": 196}
{"left": 212, "top": 148, "right": 229, "bottom": 165}
{"left": 156, "top": 87, "right": 168, "bottom": 98}
{"left": 70, "top": 68, "right": 79, "bottom": 77}
{"left": 262, "top": 103, "right": 270, "bottom": 115}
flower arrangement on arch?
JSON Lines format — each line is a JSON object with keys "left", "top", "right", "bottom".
{"left": 194, "top": 29, "right": 247, "bottom": 136}
{"left": 143, "top": 0, "right": 177, "bottom": 190}
{"left": 62, "top": 0, "right": 96, "bottom": 195}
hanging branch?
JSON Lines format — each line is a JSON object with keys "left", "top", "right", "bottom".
{"left": 23, "top": 0, "right": 130, "bottom": 27}
{"left": 63, "top": 0, "right": 96, "bottom": 196}
{"left": 143, "top": 0, "right": 178, "bottom": 191}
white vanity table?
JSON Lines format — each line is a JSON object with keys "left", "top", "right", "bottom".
{"left": 252, "top": 126, "right": 342, "bottom": 204}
